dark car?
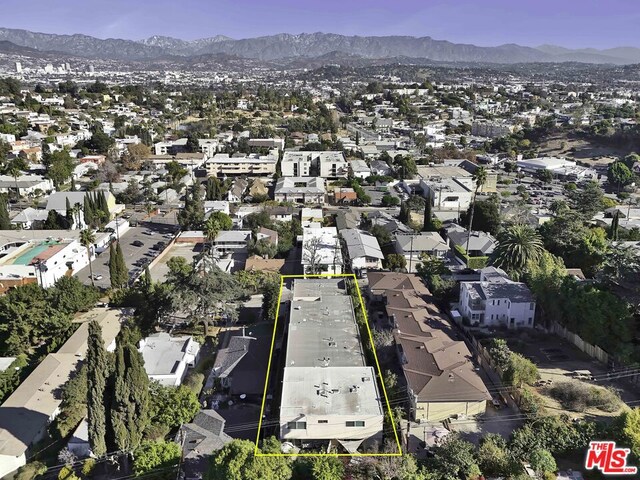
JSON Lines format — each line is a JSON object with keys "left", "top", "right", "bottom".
{"left": 132, "top": 240, "right": 144, "bottom": 247}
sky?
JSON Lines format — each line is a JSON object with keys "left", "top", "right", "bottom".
{"left": 2, "top": 0, "right": 639, "bottom": 49}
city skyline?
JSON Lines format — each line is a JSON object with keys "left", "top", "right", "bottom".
{"left": 1, "top": 0, "right": 639, "bottom": 50}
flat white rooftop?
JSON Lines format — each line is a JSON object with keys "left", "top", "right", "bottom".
{"left": 281, "top": 366, "right": 383, "bottom": 418}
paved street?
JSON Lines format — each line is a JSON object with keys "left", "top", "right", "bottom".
{"left": 75, "top": 222, "right": 176, "bottom": 289}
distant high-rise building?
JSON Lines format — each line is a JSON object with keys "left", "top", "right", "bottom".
{"left": 44, "top": 63, "right": 54, "bottom": 73}
{"left": 65, "top": 63, "right": 70, "bottom": 72}
{"left": 15, "top": 62, "right": 22, "bottom": 73}
{"left": 88, "top": 65, "right": 95, "bottom": 73}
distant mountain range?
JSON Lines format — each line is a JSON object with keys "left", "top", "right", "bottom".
{"left": 0, "top": 27, "right": 639, "bottom": 65}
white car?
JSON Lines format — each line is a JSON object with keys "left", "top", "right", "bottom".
{"left": 92, "top": 274, "right": 103, "bottom": 281}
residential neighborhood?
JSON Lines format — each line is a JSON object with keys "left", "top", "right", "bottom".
{"left": 0, "top": 5, "right": 639, "bottom": 480}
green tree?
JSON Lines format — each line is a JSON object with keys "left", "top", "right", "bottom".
{"left": 133, "top": 440, "right": 181, "bottom": 477}
{"left": 262, "top": 275, "right": 281, "bottom": 321}
{"left": 149, "top": 383, "right": 199, "bottom": 429}
{"left": 477, "top": 433, "right": 520, "bottom": 478}
{"left": 110, "top": 342, "right": 150, "bottom": 453}
{"left": 0, "top": 194, "right": 10, "bottom": 230}
{"left": 80, "top": 229, "right": 96, "bottom": 287}
{"left": 86, "top": 320, "right": 108, "bottom": 456}
{"left": 178, "top": 183, "right": 205, "bottom": 230}
{"left": 608, "top": 161, "right": 634, "bottom": 192}
{"left": 383, "top": 253, "right": 407, "bottom": 271}
{"left": 381, "top": 194, "right": 400, "bottom": 207}
{"left": 492, "top": 225, "right": 545, "bottom": 278}
{"left": 504, "top": 352, "right": 538, "bottom": 387}
{"left": 569, "top": 181, "right": 605, "bottom": 218}
{"left": 311, "top": 456, "right": 344, "bottom": 480}
{"left": 109, "top": 242, "right": 128, "bottom": 289}
{"left": 45, "top": 149, "right": 75, "bottom": 187}
{"left": 462, "top": 199, "right": 501, "bottom": 235}
{"left": 529, "top": 449, "right": 557, "bottom": 477}
{"left": 427, "top": 435, "right": 481, "bottom": 480}
{"left": 206, "top": 439, "right": 292, "bottom": 480}
{"left": 615, "top": 407, "right": 640, "bottom": 458}
{"left": 422, "top": 200, "right": 437, "bottom": 232}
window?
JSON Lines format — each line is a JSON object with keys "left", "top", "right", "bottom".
{"left": 528, "top": 318, "right": 533, "bottom": 324}
{"left": 346, "top": 421, "right": 365, "bottom": 427}
{"left": 497, "top": 300, "right": 500, "bottom": 306}
{"left": 287, "top": 421, "right": 307, "bottom": 429}
{"left": 318, "top": 420, "right": 328, "bottom": 424}
{"left": 530, "top": 303, "right": 534, "bottom": 310}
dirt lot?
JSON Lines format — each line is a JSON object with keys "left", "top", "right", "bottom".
{"left": 537, "top": 133, "right": 630, "bottom": 167}
{"left": 501, "top": 330, "right": 640, "bottom": 421}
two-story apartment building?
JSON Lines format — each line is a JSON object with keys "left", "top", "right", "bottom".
{"left": 459, "top": 267, "right": 536, "bottom": 328}
{"left": 279, "top": 279, "right": 384, "bottom": 451}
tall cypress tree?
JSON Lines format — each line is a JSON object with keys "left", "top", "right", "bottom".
{"left": 87, "top": 320, "right": 108, "bottom": 457}
{"left": 110, "top": 342, "right": 149, "bottom": 453}
{"left": 108, "top": 242, "right": 118, "bottom": 288}
{"left": 65, "top": 197, "right": 73, "bottom": 226}
{"left": 423, "top": 200, "right": 433, "bottom": 232}
{"left": 611, "top": 210, "right": 620, "bottom": 241}
{"left": 0, "top": 194, "right": 11, "bottom": 230}
{"left": 83, "top": 195, "right": 92, "bottom": 226}
{"left": 115, "top": 242, "right": 128, "bottom": 287}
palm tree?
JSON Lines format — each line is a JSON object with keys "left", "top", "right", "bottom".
{"left": 80, "top": 228, "right": 97, "bottom": 286}
{"left": 465, "top": 166, "right": 487, "bottom": 253}
{"left": 492, "top": 225, "right": 545, "bottom": 277}
{"left": 203, "top": 216, "right": 220, "bottom": 261}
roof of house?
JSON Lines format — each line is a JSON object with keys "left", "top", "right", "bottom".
{"left": 395, "top": 333, "right": 491, "bottom": 403}
{"left": 367, "top": 272, "right": 430, "bottom": 296}
{"left": 340, "top": 229, "right": 383, "bottom": 261}
{"left": 213, "top": 335, "right": 255, "bottom": 379}
{"left": 244, "top": 255, "right": 285, "bottom": 273}
{"left": 181, "top": 410, "right": 232, "bottom": 474}
{"left": 138, "top": 332, "right": 200, "bottom": 377}
{"left": 395, "top": 232, "right": 448, "bottom": 253}
{"left": 275, "top": 176, "right": 325, "bottom": 194}
{"left": 45, "top": 191, "right": 115, "bottom": 212}
{"left": 462, "top": 267, "right": 535, "bottom": 303}
{"left": 445, "top": 224, "right": 496, "bottom": 255}
{"left": 334, "top": 210, "right": 360, "bottom": 231}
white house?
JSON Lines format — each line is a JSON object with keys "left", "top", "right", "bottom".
{"left": 349, "top": 160, "right": 371, "bottom": 180}
{"left": 138, "top": 333, "right": 201, "bottom": 387}
{"left": 459, "top": 267, "right": 536, "bottom": 328}
{"left": 340, "top": 228, "right": 384, "bottom": 275}
{"left": 301, "top": 227, "right": 343, "bottom": 275}
{"left": 274, "top": 177, "right": 325, "bottom": 204}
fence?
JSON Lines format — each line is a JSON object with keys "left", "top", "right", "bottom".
{"left": 546, "top": 321, "right": 609, "bottom": 364}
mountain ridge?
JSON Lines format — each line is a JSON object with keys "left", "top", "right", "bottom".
{"left": 0, "top": 27, "right": 639, "bottom": 65}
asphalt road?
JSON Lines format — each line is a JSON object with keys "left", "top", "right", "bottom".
{"left": 75, "top": 222, "right": 176, "bottom": 289}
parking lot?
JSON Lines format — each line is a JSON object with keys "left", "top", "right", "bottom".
{"left": 75, "top": 222, "right": 176, "bottom": 289}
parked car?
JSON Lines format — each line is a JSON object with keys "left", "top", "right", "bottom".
{"left": 132, "top": 240, "right": 144, "bottom": 247}
{"left": 92, "top": 274, "right": 103, "bottom": 281}
{"left": 143, "top": 231, "right": 155, "bottom": 236}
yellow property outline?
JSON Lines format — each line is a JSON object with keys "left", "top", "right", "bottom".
{"left": 254, "top": 273, "right": 403, "bottom": 457}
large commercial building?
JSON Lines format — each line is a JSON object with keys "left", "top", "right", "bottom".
{"left": 279, "top": 279, "right": 384, "bottom": 452}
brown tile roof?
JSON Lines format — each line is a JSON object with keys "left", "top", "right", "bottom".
{"left": 244, "top": 255, "right": 285, "bottom": 273}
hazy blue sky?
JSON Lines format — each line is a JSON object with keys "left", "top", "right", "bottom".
{"left": 2, "top": 0, "right": 639, "bottom": 49}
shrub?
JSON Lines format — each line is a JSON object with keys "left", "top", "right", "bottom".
{"left": 81, "top": 458, "right": 96, "bottom": 477}
{"left": 549, "top": 381, "right": 621, "bottom": 413}
{"left": 182, "top": 371, "right": 205, "bottom": 395}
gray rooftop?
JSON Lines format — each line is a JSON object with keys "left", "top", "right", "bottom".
{"left": 287, "top": 279, "right": 364, "bottom": 368}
